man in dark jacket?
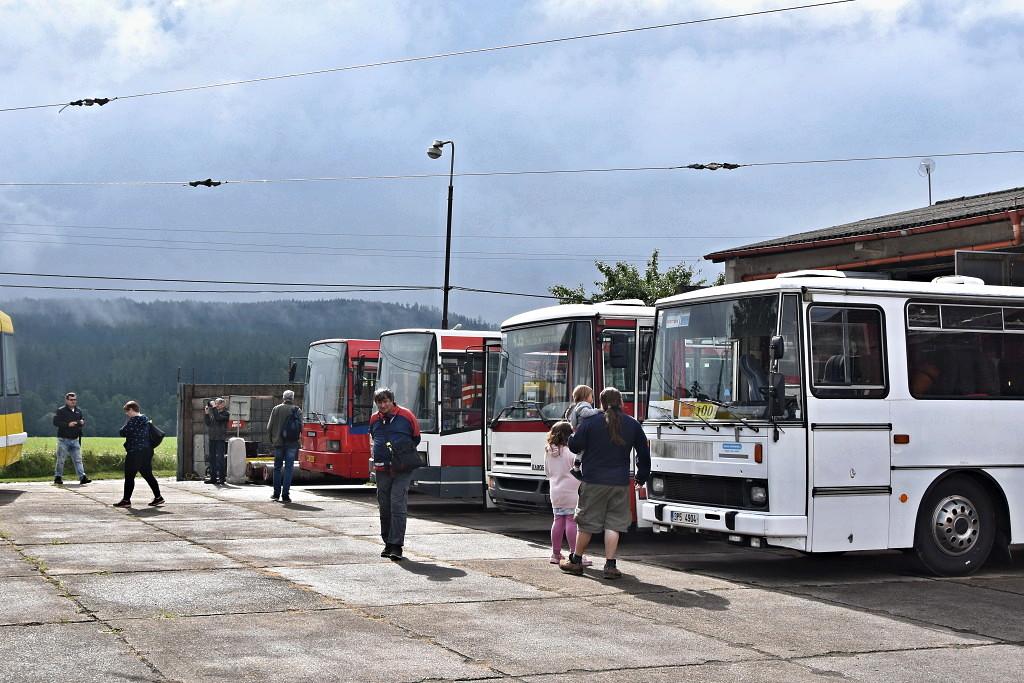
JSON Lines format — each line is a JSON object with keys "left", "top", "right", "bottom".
{"left": 267, "top": 390, "right": 302, "bottom": 503}
{"left": 368, "top": 387, "right": 421, "bottom": 561}
{"left": 203, "top": 398, "right": 230, "bottom": 485}
{"left": 52, "top": 392, "right": 90, "bottom": 486}
{"left": 560, "top": 387, "right": 650, "bottom": 580}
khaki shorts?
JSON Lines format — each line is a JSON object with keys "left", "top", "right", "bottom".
{"left": 575, "top": 482, "right": 631, "bottom": 533}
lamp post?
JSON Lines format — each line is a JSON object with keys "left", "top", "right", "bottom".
{"left": 428, "top": 139, "right": 455, "bottom": 329}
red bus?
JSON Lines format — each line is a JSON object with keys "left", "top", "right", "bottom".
{"left": 299, "top": 338, "right": 379, "bottom": 480}
{"left": 487, "top": 301, "right": 654, "bottom": 522}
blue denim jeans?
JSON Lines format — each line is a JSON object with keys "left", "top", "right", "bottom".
{"left": 54, "top": 438, "right": 85, "bottom": 479}
{"left": 273, "top": 444, "right": 298, "bottom": 497}
{"left": 376, "top": 469, "right": 414, "bottom": 546}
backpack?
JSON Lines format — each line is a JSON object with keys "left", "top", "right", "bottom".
{"left": 148, "top": 421, "right": 165, "bottom": 449}
{"left": 280, "top": 406, "right": 302, "bottom": 442}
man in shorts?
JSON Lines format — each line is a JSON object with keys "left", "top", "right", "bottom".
{"left": 559, "top": 387, "right": 650, "bottom": 579}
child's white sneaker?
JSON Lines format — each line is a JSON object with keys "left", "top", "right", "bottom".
{"left": 549, "top": 553, "right": 563, "bottom": 564}
{"left": 581, "top": 556, "right": 593, "bottom": 567}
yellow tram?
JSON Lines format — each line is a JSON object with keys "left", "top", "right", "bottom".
{"left": 0, "top": 310, "right": 25, "bottom": 468}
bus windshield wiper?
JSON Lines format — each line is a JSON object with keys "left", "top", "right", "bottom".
{"left": 309, "top": 410, "right": 327, "bottom": 429}
{"left": 691, "top": 391, "right": 766, "bottom": 433}
{"left": 489, "top": 400, "right": 543, "bottom": 428}
{"left": 695, "top": 393, "right": 760, "bottom": 433}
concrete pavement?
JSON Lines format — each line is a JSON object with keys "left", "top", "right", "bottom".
{"left": 1, "top": 479, "right": 1022, "bottom": 682}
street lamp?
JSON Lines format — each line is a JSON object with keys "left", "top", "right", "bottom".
{"left": 428, "top": 139, "right": 455, "bottom": 329}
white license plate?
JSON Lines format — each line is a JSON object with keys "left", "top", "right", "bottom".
{"left": 671, "top": 511, "right": 699, "bottom": 526}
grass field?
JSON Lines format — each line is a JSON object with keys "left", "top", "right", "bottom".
{"left": 0, "top": 437, "right": 177, "bottom": 482}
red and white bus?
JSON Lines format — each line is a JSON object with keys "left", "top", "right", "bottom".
{"left": 299, "top": 338, "right": 379, "bottom": 480}
{"left": 486, "top": 301, "right": 655, "bottom": 519}
{"left": 376, "top": 328, "right": 500, "bottom": 500}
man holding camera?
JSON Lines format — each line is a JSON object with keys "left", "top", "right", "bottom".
{"left": 53, "top": 392, "right": 90, "bottom": 486}
{"left": 203, "top": 398, "right": 230, "bottom": 485}
{"left": 368, "top": 387, "right": 420, "bottom": 561}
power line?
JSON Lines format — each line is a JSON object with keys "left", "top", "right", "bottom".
{"left": 0, "top": 221, "right": 773, "bottom": 241}
{"left": 0, "top": 235, "right": 703, "bottom": 262}
{"left": 0, "top": 270, "right": 433, "bottom": 289}
{"left": 0, "top": 1, "right": 854, "bottom": 114}
{"left": 0, "top": 283, "right": 432, "bottom": 294}
{"left": 0, "top": 271, "right": 564, "bottom": 300}
{"left": 0, "top": 229, "right": 704, "bottom": 260}
{"left": 3, "top": 147, "right": 1023, "bottom": 188}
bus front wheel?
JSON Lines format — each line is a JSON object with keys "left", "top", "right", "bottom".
{"left": 914, "top": 476, "right": 995, "bottom": 577}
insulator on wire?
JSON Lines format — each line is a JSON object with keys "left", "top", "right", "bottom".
{"left": 685, "top": 162, "right": 742, "bottom": 171}
{"left": 188, "top": 178, "right": 224, "bottom": 188}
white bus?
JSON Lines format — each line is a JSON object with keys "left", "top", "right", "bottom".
{"left": 376, "top": 328, "right": 500, "bottom": 500}
{"left": 487, "top": 301, "right": 654, "bottom": 522}
{"left": 642, "top": 271, "right": 1024, "bottom": 576}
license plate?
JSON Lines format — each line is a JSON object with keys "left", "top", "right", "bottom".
{"left": 671, "top": 511, "right": 699, "bottom": 526}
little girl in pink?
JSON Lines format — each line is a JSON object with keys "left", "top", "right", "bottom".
{"left": 545, "top": 421, "right": 590, "bottom": 566}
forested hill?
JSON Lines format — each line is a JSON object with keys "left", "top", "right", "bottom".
{"left": 4, "top": 298, "right": 492, "bottom": 437}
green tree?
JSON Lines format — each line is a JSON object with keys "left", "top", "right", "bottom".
{"left": 549, "top": 250, "right": 726, "bottom": 305}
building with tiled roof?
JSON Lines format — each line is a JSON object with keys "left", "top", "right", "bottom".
{"left": 706, "top": 186, "right": 1024, "bottom": 283}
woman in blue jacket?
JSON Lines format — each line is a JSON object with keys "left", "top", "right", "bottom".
{"left": 113, "top": 401, "right": 164, "bottom": 508}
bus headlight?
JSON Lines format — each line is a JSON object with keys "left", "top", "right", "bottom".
{"left": 750, "top": 485, "right": 767, "bottom": 505}
{"left": 650, "top": 476, "right": 665, "bottom": 495}
{"left": 327, "top": 440, "right": 341, "bottom": 452}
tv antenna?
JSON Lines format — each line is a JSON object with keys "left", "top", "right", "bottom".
{"left": 917, "top": 158, "right": 936, "bottom": 205}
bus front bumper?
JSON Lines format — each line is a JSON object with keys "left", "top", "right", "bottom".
{"left": 487, "top": 475, "right": 549, "bottom": 511}
{"left": 641, "top": 501, "right": 806, "bottom": 544}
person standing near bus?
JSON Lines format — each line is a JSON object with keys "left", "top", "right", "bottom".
{"left": 204, "top": 398, "right": 230, "bottom": 485}
{"left": 560, "top": 387, "right": 650, "bottom": 580}
{"left": 369, "top": 387, "right": 421, "bottom": 562}
{"left": 52, "top": 392, "right": 90, "bottom": 486}
{"left": 267, "top": 389, "right": 302, "bottom": 503}
{"left": 113, "top": 401, "right": 163, "bottom": 508}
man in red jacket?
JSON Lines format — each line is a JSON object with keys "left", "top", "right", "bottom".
{"left": 368, "top": 387, "right": 421, "bottom": 561}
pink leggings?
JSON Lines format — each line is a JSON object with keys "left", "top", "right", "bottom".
{"left": 551, "top": 513, "right": 577, "bottom": 554}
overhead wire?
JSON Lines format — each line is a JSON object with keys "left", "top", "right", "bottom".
{"left": 0, "top": 229, "right": 704, "bottom": 260}
{"left": 0, "top": 1, "right": 855, "bottom": 114}
{"left": 0, "top": 270, "right": 563, "bottom": 300}
{"left": 2, "top": 148, "right": 1023, "bottom": 188}
{"left": 0, "top": 235, "right": 703, "bottom": 262}
{"left": 0, "top": 221, "right": 774, "bottom": 241}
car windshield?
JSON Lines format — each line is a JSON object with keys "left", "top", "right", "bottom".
{"left": 493, "top": 321, "right": 593, "bottom": 422}
{"left": 305, "top": 342, "right": 348, "bottom": 424}
{"left": 377, "top": 333, "right": 438, "bottom": 433}
{"left": 648, "top": 295, "right": 789, "bottom": 421}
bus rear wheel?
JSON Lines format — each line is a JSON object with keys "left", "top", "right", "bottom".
{"left": 914, "top": 476, "right": 994, "bottom": 577}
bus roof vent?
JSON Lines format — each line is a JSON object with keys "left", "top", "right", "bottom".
{"left": 601, "top": 299, "right": 647, "bottom": 306}
{"left": 932, "top": 275, "right": 986, "bottom": 286}
{"left": 776, "top": 270, "right": 848, "bottom": 279}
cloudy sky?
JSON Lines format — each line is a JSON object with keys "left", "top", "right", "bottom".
{"left": 1, "top": 0, "right": 1023, "bottom": 323}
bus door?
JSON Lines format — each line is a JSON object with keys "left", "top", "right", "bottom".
{"left": 482, "top": 341, "right": 502, "bottom": 506}
{"left": 598, "top": 323, "right": 638, "bottom": 415}
{"left": 439, "top": 351, "right": 486, "bottom": 498}
{"left": 806, "top": 302, "right": 892, "bottom": 551}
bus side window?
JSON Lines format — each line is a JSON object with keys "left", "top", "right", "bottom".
{"left": 809, "top": 306, "right": 887, "bottom": 399}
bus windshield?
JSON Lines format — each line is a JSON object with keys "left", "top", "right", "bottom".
{"left": 648, "top": 295, "right": 788, "bottom": 421}
{"left": 494, "top": 321, "right": 593, "bottom": 422}
{"left": 305, "top": 342, "right": 348, "bottom": 424}
{"left": 378, "top": 333, "right": 438, "bottom": 432}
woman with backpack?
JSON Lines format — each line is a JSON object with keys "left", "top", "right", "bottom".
{"left": 113, "top": 400, "right": 164, "bottom": 508}
{"left": 267, "top": 389, "right": 303, "bottom": 504}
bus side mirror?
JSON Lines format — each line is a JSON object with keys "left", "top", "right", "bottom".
{"left": 769, "top": 335, "right": 785, "bottom": 362}
{"left": 288, "top": 362, "right": 297, "bottom": 383}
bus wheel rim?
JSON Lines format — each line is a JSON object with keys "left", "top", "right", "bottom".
{"left": 930, "top": 494, "right": 980, "bottom": 556}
